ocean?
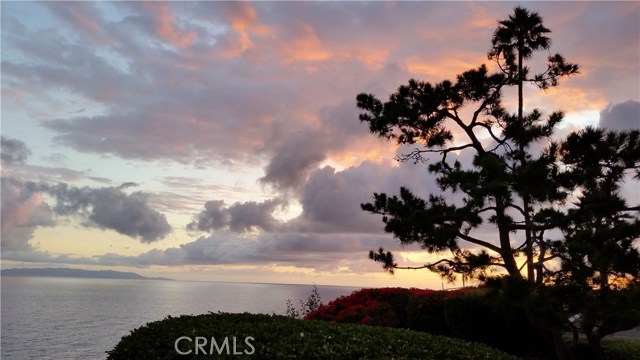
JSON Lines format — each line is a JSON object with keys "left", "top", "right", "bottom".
{"left": 0, "top": 276, "right": 360, "bottom": 360}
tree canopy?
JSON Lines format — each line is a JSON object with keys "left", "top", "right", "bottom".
{"left": 357, "top": 6, "right": 639, "bottom": 360}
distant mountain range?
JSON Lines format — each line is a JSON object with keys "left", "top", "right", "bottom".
{"left": 0, "top": 268, "right": 172, "bottom": 281}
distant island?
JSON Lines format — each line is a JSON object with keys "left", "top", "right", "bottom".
{"left": 0, "top": 268, "right": 172, "bottom": 281}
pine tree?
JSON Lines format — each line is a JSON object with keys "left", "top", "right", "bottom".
{"left": 357, "top": 6, "right": 638, "bottom": 359}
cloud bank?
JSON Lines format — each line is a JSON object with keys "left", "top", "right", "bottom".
{"left": 1, "top": 2, "right": 638, "bottom": 284}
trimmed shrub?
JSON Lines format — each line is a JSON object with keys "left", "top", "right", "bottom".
{"left": 600, "top": 338, "right": 640, "bottom": 360}
{"left": 570, "top": 338, "right": 640, "bottom": 360}
{"left": 107, "top": 312, "right": 520, "bottom": 360}
{"left": 444, "top": 289, "right": 551, "bottom": 358}
{"left": 406, "top": 289, "right": 466, "bottom": 335}
{"left": 304, "top": 286, "right": 640, "bottom": 359}
{"left": 308, "top": 287, "right": 554, "bottom": 358}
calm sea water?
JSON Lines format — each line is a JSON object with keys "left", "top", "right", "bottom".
{"left": 0, "top": 276, "right": 360, "bottom": 360}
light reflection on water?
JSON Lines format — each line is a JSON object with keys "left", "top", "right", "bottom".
{"left": 1, "top": 276, "right": 359, "bottom": 360}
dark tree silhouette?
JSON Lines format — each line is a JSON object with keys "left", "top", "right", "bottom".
{"left": 357, "top": 6, "right": 639, "bottom": 360}
{"left": 491, "top": 7, "right": 549, "bottom": 282}
{"left": 549, "top": 129, "right": 640, "bottom": 358}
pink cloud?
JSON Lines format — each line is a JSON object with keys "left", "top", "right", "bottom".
{"left": 467, "top": 4, "right": 500, "bottom": 30}
{"left": 279, "top": 22, "right": 331, "bottom": 63}
{"left": 3, "top": 2, "right": 638, "bottom": 278}
{"left": 404, "top": 51, "right": 490, "bottom": 81}
{"left": 340, "top": 46, "right": 391, "bottom": 70}
{"left": 144, "top": 2, "right": 196, "bottom": 49}
{"left": 219, "top": 2, "right": 273, "bottom": 57}
{"left": 0, "top": 178, "right": 54, "bottom": 251}
{"left": 67, "top": 7, "right": 110, "bottom": 44}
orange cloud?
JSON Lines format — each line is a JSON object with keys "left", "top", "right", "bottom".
{"left": 339, "top": 46, "right": 390, "bottom": 70}
{"left": 228, "top": 2, "right": 273, "bottom": 36}
{"left": 405, "top": 51, "right": 489, "bottom": 80}
{"left": 223, "top": 2, "right": 273, "bottom": 56}
{"left": 534, "top": 85, "right": 608, "bottom": 114}
{"left": 326, "top": 138, "right": 400, "bottom": 170}
{"left": 468, "top": 5, "right": 498, "bottom": 30}
{"left": 144, "top": 2, "right": 196, "bottom": 49}
{"left": 281, "top": 23, "right": 331, "bottom": 63}
{"left": 274, "top": 22, "right": 391, "bottom": 68}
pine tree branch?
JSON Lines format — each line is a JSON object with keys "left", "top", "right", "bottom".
{"left": 397, "top": 143, "right": 475, "bottom": 163}
{"left": 457, "top": 232, "right": 502, "bottom": 254}
{"left": 507, "top": 203, "right": 527, "bottom": 217}
{"left": 446, "top": 112, "right": 486, "bottom": 154}
{"left": 474, "top": 122, "right": 506, "bottom": 146}
{"left": 392, "top": 257, "right": 506, "bottom": 271}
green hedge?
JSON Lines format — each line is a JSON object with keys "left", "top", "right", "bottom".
{"left": 571, "top": 338, "right": 640, "bottom": 360}
{"left": 107, "top": 312, "right": 519, "bottom": 360}
{"left": 406, "top": 291, "right": 450, "bottom": 335}
{"left": 444, "top": 290, "right": 551, "bottom": 359}
{"left": 601, "top": 339, "right": 640, "bottom": 360}
{"left": 306, "top": 287, "right": 547, "bottom": 358}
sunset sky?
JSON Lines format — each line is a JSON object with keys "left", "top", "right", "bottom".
{"left": 2, "top": 1, "right": 639, "bottom": 288}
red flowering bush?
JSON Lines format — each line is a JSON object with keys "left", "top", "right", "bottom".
{"left": 305, "top": 287, "right": 469, "bottom": 332}
{"left": 306, "top": 286, "right": 554, "bottom": 359}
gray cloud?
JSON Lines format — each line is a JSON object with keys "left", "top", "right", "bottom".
{"left": 1, "top": 177, "right": 54, "bottom": 251}
{"left": 259, "top": 130, "right": 329, "bottom": 191}
{"left": 227, "top": 199, "right": 285, "bottom": 232}
{"left": 88, "top": 231, "right": 400, "bottom": 271}
{"left": 0, "top": 139, "right": 170, "bottom": 245}
{"left": 139, "top": 159, "right": 447, "bottom": 268}
{"left": 260, "top": 101, "right": 372, "bottom": 191}
{"left": 543, "top": 2, "right": 640, "bottom": 106}
{"left": 36, "top": 182, "right": 171, "bottom": 242}
{"left": 289, "top": 165, "right": 384, "bottom": 234}
{"left": 1, "top": 137, "right": 31, "bottom": 165}
{"left": 0, "top": 229, "right": 398, "bottom": 274}
{"left": 0, "top": 250, "right": 98, "bottom": 265}
{"left": 287, "top": 157, "right": 446, "bottom": 234}
{"left": 187, "top": 200, "right": 229, "bottom": 232}
{"left": 4, "top": 2, "right": 638, "bottom": 170}
{"left": 2, "top": 2, "right": 409, "bottom": 173}
{"left": 2, "top": 2, "right": 638, "bottom": 277}
{"left": 191, "top": 158, "right": 443, "bottom": 238}
{"left": 599, "top": 100, "right": 640, "bottom": 131}
{"left": 188, "top": 198, "right": 285, "bottom": 233}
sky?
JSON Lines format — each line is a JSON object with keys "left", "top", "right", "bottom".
{"left": 1, "top": 1, "right": 639, "bottom": 288}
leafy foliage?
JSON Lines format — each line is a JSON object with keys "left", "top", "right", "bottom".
{"left": 107, "top": 312, "right": 520, "bottom": 360}
{"left": 306, "top": 287, "right": 549, "bottom": 358}
{"left": 357, "top": 7, "right": 639, "bottom": 358}
{"left": 445, "top": 288, "right": 553, "bottom": 358}
{"left": 573, "top": 338, "right": 640, "bottom": 360}
{"left": 285, "top": 284, "right": 322, "bottom": 319}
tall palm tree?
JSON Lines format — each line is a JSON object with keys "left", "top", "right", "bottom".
{"left": 489, "top": 6, "right": 551, "bottom": 102}
{"left": 488, "top": 7, "right": 551, "bottom": 282}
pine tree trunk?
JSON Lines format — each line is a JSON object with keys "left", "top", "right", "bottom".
{"left": 527, "top": 315, "right": 575, "bottom": 360}
{"left": 552, "top": 333, "right": 575, "bottom": 360}
{"left": 517, "top": 44, "right": 535, "bottom": 282}
{"left": 587, "top": 333, "right": 604, "bottom": 360}
{"left": 496, "top": 198, "right": 521, "bottom": 277}
{"left": 523, "top": 290, "right": 575, "bottom": 360}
